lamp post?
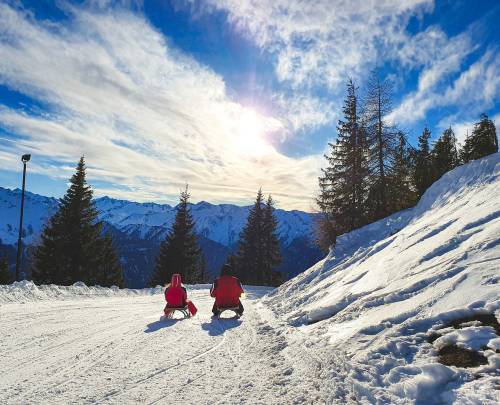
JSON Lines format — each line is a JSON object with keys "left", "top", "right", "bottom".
{"left": 15, "top": 154, "right": 31, "bottom": 282}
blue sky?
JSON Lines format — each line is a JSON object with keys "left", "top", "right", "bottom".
{"left": 0, "top": 0, "right": 499, "bottom": 210}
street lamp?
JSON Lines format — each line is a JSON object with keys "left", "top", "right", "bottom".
{"left": 15, "top": 154, "right": 31, "bottom": 282}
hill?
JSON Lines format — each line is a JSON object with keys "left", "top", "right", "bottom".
{"left": 264, "top": 152, "right": 500, "bottom": 402}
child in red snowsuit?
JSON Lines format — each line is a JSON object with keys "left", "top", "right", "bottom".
{"left": 164, "top": 274, "right": 197, "bottom": 316}
{"left": 210, "top": 264, "right": 244, "bottom": 316}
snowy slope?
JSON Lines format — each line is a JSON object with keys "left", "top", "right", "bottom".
{"left": 263, "top": 153, "right": 500, "bottom": 403}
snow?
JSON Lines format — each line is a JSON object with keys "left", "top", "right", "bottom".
{"left": 0, "top": 280, "right": 163, "bottom": 303}
{"left": 0, "top": 154, "right": 499, "bottom": 403}
{"left": 433, "top": 326, "right": 498, "bottom": 351}
{"left": 262, "top": 153, "right": 500, "bottom": 403}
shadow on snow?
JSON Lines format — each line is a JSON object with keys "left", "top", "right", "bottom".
{"left": 201, "top": 317, "right": 242, "bottom": 336}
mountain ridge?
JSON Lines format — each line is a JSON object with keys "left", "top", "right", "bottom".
{"left": 0, "top": 186, "right": 322, "bottom": 286}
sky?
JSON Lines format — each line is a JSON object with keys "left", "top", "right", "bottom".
{"left": 0, "top": 0, "right": 499, "bottom": 211}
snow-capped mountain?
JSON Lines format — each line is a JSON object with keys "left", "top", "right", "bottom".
{"left": 0, "top": 188, "right": 58, "bottom": 246}
{"left": 0, "top": 187, "right": 317, "bottom": 247}
{"left": 0, "top": 187, "right": 322, "bottom": 286}
{"left": 95, "top": 196, "right": 315, "bottom": 247}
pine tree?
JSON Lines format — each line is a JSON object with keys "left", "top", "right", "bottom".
{"left": 32, "top": 157, "right": 122, "bottom": 286}
{"left": 413, "top": 127, "right": 435, "bottom": 199}
{"left": 314, "top": 213, "right": 337, "bottom": 253}
{"left": 318, "top": 78, "right": 369, "bottom": 235}
{"left": 150, "top": 186, "right": 203, "bottom": 286}
{"left": 460, "top": 113, "right": 498, "bottom": 163}
{"left": 262, "top": 195, "right": 282, "bottom": 286}
{"left": 0, "top": 256, "right": 12, "bottom": 285}
{"left": 94, "top": 234, "right": 124, "bottom": 287}
{"left": 234, "top": 189, "right": 265, "bottom": 285}
{"left": 390, "top": 132, "right": 417, "bottom": 212}
{"left": 364, "top": 71, "right": 397, "bottom": 221}
{"left": 432, "top": 127, "right": 459, "bottom": 180}
{"left": 233, "top": 191, "right": 282, "bottom": 286}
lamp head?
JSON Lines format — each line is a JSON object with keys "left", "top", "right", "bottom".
{"left": 21, "top": 154, "right": 31, "bottom": 163}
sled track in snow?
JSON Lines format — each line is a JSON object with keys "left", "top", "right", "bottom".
{"left": 0, "top": 287, "right": 335, "bottom": 404}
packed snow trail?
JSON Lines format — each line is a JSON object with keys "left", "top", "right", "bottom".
{"left": 0, "top": 286, "right": 339, "bottom": 404}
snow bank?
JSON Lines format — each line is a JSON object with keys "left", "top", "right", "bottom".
{"left": 0, "top": 280, "right": 166, "bottom": 304}
{"left": 0, "top": 281, "right": 269, "bottom": 304}
{"left": 265, "top": 153, "right": 500, "bottom": 403}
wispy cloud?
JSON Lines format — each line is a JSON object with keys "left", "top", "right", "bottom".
{"left": 0, "top": 3, "right": 322, "bottom": 210}
{"left": 198, "top": 0, "right": 498, "bottom": 133}
{"left": 390, "top": 50, "right": 500, "bottom": 124}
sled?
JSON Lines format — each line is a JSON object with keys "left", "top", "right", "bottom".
{"left": 216, "top": 306, "right": 241, "bottom": 319}
{"left": 163, "top": 306, "right": 191, "bottom": 319}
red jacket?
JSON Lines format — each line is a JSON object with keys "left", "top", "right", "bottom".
{"left": 210, "top": 275, "right": 244, "bottom": 308}
{"left": 165, "top": 274, "right": 187, "bottom": 308}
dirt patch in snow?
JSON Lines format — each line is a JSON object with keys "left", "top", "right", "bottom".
{"left": 428, "top": 312, "right": 500, "bottom": 368}
{"left": 437, "top": 345, "right": 488, "bottom": 368}
{"left": 448, "top": 313, "right": 500, "bottom": 334}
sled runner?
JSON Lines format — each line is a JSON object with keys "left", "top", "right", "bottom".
{"left": 163, "top": 306, "right": 191, "bottom": 319}
{"left": 215, "top": 306, "right": 242, "bottom": 319}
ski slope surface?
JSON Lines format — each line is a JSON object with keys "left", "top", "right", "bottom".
{"left": 0, "top": 283, "right": 337, "bottom": 404}
{"left": 265, "top": 153, "right": 500, "bottom": 403}
{"left": 1, "top": 154, "right": 499, "bottom": 404}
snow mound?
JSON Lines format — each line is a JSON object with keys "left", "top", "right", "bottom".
{"left": 0, "top": 280, "right": 166, "bottom": 304}
{"left": 265, "top": 153, "right": 500, "bottom": 403}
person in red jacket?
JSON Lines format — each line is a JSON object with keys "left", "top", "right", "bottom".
{"left": 210, "top": 264, "right": 244, "bottom": 316}
{"left": 164, "top": 274, "right": 197, "bottom": 317}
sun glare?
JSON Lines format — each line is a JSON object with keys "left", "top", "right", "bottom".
{"left": 232, "top": 109, "right": 274, "bottom": 157}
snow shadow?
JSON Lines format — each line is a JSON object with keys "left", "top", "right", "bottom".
{"left": 201, "top": 318, "right": 242, "bottom": 336}
{"left": 144, "top": 318, "right": 178, "bottom": 333}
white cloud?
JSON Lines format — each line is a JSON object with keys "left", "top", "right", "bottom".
{"left": 390, "top": 50, "right": 500, "bottom": 125}
{"left": 0, "top": 4, "right": 322, "bottom": 210}
{"left": 199, "top": 1, "right": 499, "bottom": 134}
{"left": 204, "top": 0, "right": 433, "bottom": 91}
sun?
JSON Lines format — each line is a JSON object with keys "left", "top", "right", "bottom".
{"left": 232, "top": 109, "right": 273, "bottom": 157}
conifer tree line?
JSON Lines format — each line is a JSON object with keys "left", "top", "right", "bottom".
{"left": 318, "top": 73, "right": 498, "bottom": 249}
{"left": 23, "top": 156, "right": 282, "bottom": 288}
{"left": 150, "top": 188, "right": 283, "bottom": 287}
{"left": 31, "top": 157, "right": 124, "bottom": 287}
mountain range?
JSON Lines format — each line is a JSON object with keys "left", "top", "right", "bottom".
{"left": 0, "top": 187, "right": 322, "bottom": 287}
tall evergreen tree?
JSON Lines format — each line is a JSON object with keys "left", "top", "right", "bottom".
{"left": 94, "top": 234, "right": 124, "bottom": 287}
{"left": 364, "top": 71, "right": 397, "bottom": 221}
{"left": 314, "top": 213, "right": 337, "bottom": 253}
{"left": 234, "top": 189, "right": 265, "bottom": 285}
{"left": 318, "top": 78, "right": 369, "bottom": 235}
{"left": 460, "top": 113, "right": 498, "bottom": 163}
{"left": 150, "top": 186, "right": 203, "bottom": 286}
{"left": 32, "top": 157, "right": 123, "bottom": 286}
{"left": 0, "top": 256, "right": 12, "bottom": 285}
{"left": 390, "top": 132, "right": 417, "bottom": 212}
{"left": 432, "top": 127, "right": 459, "bottom": 180}
{"left": 262, "top": 195, "right": 282, "bottom": 286}
{"left": 413, "top": 127, "right": 435, "bottom": 199}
